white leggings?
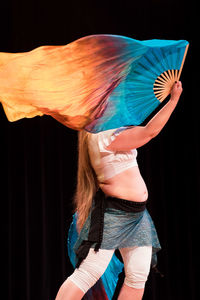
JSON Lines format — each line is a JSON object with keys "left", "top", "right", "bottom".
{"left": 68, "top": 246, "right": 152, "bottom": 294}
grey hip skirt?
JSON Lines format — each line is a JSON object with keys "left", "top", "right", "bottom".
{"left": 73, "top": 189, "right": 161, "bottom": 268}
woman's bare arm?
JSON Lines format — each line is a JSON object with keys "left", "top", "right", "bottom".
{"left": 106, "top": 81, "right": 183, "bottom": 151}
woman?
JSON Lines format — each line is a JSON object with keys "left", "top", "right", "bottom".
{"left": 55, "top": 81, "right": 183, "bottom": 300}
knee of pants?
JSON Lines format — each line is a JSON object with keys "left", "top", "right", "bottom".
{"left": 123, "top": 246, "right": 152, "bottom": 289}
{"left": 68, "top": 248, "right": 114, "bottom": 294}
{"left": 124, "top": 263, "right": 150, "bottom": 289}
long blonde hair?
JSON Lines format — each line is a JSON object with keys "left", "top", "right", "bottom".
{"left": 74, "top": 130, "right": 98, "bottom": 232}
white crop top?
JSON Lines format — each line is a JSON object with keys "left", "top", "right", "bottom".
{"left": 87, "top": 127, "right": 138, "bottom": 182}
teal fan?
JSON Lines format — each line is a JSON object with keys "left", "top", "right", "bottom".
{"left": 85, "top": 36, "right": 189, "bottom": 133}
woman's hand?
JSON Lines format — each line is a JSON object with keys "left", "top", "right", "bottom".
{"left": 170, "top": 81, "right": 183, "bottom": 102}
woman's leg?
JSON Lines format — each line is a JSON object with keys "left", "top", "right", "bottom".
{"left": 55, "top": 279, "right": 84, "bottom": 300}
{"left": 118, "top": 246, "right": 152, "bottom": 300}
{"left": 55, "top": 248, "right": 115, "bottom": 300}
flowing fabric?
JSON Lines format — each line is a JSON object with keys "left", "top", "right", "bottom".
{"left": 67, "top": 214, "right": 124, "bottom": 300}
{"left": 0, "top": 34, "right": 188, "bottom": 132}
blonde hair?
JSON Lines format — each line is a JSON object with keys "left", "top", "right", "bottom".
{"left": 74, "top": 130, "right": 98, "bottom": 232}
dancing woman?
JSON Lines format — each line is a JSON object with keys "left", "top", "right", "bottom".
{"left": 55, "top": 81, "right": 183, "bottom": 300}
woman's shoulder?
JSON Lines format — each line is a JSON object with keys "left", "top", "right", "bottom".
{"left": 87, "top": 126, "right": 137, "bottom": 152}
{"left": 87, "top": 128, "right": 117, "bottom": 151}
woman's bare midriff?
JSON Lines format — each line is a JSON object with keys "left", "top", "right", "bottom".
{"left": 99, "top": 166, "right": 148, "bottom": 202}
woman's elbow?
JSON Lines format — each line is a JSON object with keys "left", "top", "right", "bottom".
{"left": 145, "top": 126, "right": 160, "bottom": 139}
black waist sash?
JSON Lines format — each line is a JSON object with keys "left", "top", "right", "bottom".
{"left": 75, "top": 189, "right": 147, "bottom": 268}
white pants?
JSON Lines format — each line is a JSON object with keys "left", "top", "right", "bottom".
{"left": 68, "top": 246, "right": 152, "bottom": 294}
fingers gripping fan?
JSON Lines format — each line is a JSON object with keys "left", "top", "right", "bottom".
{"left": 0, "top": 35, "right": 189, "bottom": 132}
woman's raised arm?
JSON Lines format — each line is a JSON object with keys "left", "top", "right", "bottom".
{"left": 106, "top": 81, "right": 183, "bottom": 151}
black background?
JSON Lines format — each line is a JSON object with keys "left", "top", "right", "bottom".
{"left": 0, "top": 0, "right": 199, "bottom": 299}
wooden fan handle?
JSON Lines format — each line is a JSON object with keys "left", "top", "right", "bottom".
{"left": 177, "top": 44, "right": 189, "bottom": 80}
